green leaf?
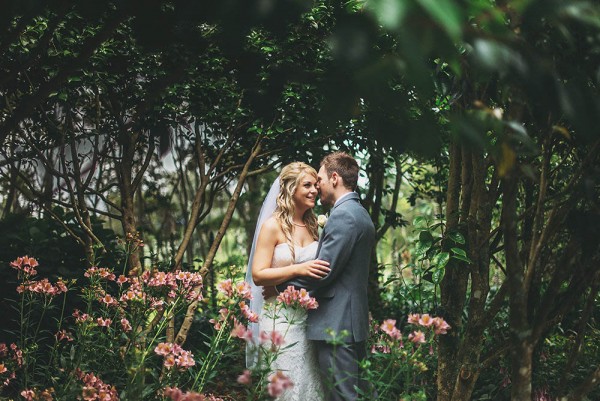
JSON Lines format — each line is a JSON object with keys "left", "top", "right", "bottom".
{"left": 432, "top": 267, "right": 445, "bottom": 284}
{"left": 448, "top": 231, "right": 465, "bottom": 244}
{"left": 562, "top": 3, "right": 600, "bottom": 29}
{"left": 365, "top": 0, "right": 409, "bottom": 30}
{"left": 433, "top": 252, "right": 450, "bottom": 268}
{"left": 419, "top": 230, "right": 434, "bottom": 245}
{"left": 452, "top": 254, "right": 472, "bottom": 264}
{"left": 382, "top": 277, "right": 401, "bottom": 286}
{"left": 413, "top": 216, "right": 426, "bottom": 227}
{"left": 451, "top": 247, "right": 467, "bottom": 257}
{"left": 416, "top": 0, "right": 462, "bottom": 40}
{"left": 429, "top": 222, "right": 444, "bottom": 230}
{"left": 415, "top": 240, "right": 431, "bottom": 256}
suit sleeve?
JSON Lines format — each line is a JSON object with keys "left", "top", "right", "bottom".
{"left": 276, "top": 210, "right": 357, "bottom": 292}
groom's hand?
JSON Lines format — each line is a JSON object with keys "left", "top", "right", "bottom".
{"left": 262, "top": 285, "right": 278, "bottom": 299}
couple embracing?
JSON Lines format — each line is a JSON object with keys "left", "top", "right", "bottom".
{"left": 244, "top": 151, "right": 376, "bottom": 401}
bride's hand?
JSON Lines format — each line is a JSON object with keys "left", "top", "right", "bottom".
{"left": 296, "top": 259, "right": 331, "bottom": 279}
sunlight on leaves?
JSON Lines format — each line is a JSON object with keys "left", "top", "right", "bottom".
{"left": 498, "top": 142, "right": 516, "bottom": 177}
{"left": 364, "top": 0, "right": 409, "bottom": 29}
{"left": 416, "top": 0, "right": 463, "bottom": 40}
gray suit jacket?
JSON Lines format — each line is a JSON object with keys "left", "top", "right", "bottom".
{"left": 278, "top": 192, "right": 376, "bottom": 342}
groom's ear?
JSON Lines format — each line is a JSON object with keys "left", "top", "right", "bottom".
{"left": 330, "top": 171, "right": 338, "bottom": 187}
{"left": 331, "top": 171, "right": 345, "bottom": 188}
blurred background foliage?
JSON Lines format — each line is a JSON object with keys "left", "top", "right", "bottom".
{"left": 1, "top": 0, "right": 599, "bottom": 399}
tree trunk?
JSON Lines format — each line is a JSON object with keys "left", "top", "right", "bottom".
{"left": 365, "top": 153, "right": 384, "bottom": 318}
{"left": 118, "top": 133, "right": 142, "bottom": 271}
{"left": 437, "top": 142, "right": 467, "bottom": 401}
{"left": 502, "top": 174, "right": 533, "bottom": 401}
{"left": 450, "top": 152, "right": 497, "bottom": 400}
{"left": 242, "top": 175, "right": 263, "bottom": 256}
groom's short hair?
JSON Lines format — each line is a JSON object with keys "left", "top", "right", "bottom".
{"left": 321, "top": 151, "right": 359, "bottom": 190}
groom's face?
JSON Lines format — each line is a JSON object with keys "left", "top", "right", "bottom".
{"left": 317, "top": 166, "right": 334, "bottom": 207}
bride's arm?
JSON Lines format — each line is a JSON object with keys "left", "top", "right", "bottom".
{"left": 252, "top": 219, "right": 330, "bottom": 286}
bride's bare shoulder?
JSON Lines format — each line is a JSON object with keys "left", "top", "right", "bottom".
{"left": 261, "top": 216, "right": 283, "bottom": 236}
{"left": 259, "top": 217, "right": 286, "bottom": 246}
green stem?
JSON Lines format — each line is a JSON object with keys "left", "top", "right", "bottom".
{"left": 48, "top": 291, "right": 68, "bottom": 369}
{"left": 128, "top": 301, "right": 179, "bottom": 388}
{"left": 192, "top": 312, "right": 231, "bottom": 391}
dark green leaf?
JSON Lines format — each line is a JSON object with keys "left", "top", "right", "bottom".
{"left": 448, "top": 232, "right": 465, "bottom": 244}
{"left": 451, "top": 247, "right": 467, "bottom": 257}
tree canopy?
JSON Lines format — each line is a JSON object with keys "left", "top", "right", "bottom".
{"left": 1, "top": 1, "right": 599, "bottom": 400}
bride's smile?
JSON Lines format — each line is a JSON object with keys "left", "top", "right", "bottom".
{"left": 293, "top": 174, "right": 318, "bottom": 211}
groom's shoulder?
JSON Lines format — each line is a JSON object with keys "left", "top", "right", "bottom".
{"left": 333, "top": 200, "right": 370, "bottom": 222}
{"left": 344, "top": 200, "right": 375, "bottom": 227}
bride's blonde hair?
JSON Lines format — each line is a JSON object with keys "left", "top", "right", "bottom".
{"left": 274, "top": 162, "right": 319, "bottom": 260}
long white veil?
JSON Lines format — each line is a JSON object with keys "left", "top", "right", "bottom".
{"left": 245, "top": 177, "right": 280, "bottom": 368}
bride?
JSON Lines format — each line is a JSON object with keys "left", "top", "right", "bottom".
{"left": 245, "top": 162, "right": 330, "bottom": 400}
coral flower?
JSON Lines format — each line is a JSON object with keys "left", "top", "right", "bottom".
{"left": 259, "top": 330, "right": 285, "bottom": 348}
{"left": 120, "top": 318, "right": 132, "bottom": 332}
{"left": 11, "top": 256, "right": 39, "bottom": 275}
{"left": 380, "top": 319, "right": 402, "bottom": 340}
{"left": 268, "top": 371, "right": 293, "bottom": 397}
{"left": 418, "top": 314, "right": 434, "bottom": 327}
{"left": 96, "top": 318, "right": 112, "bottom": 327}
{"left": 217, "top": 279, "right": 233, "bottom": 297}
{"left": 408, "top": 330, "right": 426, "bottom": 344}
{"left": 101, "top": 294, "right": 118, "bottom": 307}
{"left": 231, "top": 324, "right": 253, "bottom": 342}
{"left": 239, "top": 301, "right": 259, "bottom": 323}
{"left": 237, "top": 369, "right": 252, "bottom": 385}
{"left": 432, "top": 317, "right": 451, "bottom": 335}
{"left": 235, "top": 281, "right": 253, "bottom": 299}
{"left": 163, "top": 354, "right": 176, "bottom": 369}
{"left": 175, "top": 352, "right": 196, "bottom": 368}
{"left": 269, "top": 331, "right": 285, "bottom": 347}
{"left": 407, "top": 313, "right": 420, "bottom": 325}
{"left": 55, "top": 330, "right": 73, "bottom": 342}
{"left": 154, "top": 342, "right": 173, "bottom": 356}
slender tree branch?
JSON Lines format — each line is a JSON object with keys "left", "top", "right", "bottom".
{"left": 132, "top": 135, "right": 156, "bottom": 192}
{"left": 174, "top": 134, "right": 265, "bottom": 345}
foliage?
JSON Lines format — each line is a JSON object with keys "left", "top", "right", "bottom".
{"left": 1, "top": 0, "right": 600, "bottom": 400}
{"left": 363, "top": 314, "right": 451, "bottom": 400}
{"left": 1, "top": 254, "right": 253, "bottom": 400}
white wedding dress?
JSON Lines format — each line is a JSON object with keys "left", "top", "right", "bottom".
{"left": 260, "top": 241, "right": 324, "bottom": 401}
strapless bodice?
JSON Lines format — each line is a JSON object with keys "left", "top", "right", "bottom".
{"left": 271, "top": 241, "right": 318, "bottom": 268}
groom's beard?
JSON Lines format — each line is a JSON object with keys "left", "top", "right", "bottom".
{"left": 319, "top": 193, "right": 334, "bottom": 208}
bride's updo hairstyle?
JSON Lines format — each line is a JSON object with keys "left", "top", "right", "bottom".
{"left": 274, "top": 162, "right": 319, "bottom": 260}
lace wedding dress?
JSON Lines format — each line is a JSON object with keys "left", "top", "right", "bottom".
{"left": 260, "top": 241, "right": 324, "bottom": 401}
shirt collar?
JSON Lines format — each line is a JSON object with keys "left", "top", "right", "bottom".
{"left": 333, "top": 191, "right": 356, "bottom": 207}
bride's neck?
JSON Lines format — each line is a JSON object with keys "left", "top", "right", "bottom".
{"left": 293, "top": 209, "right": 306, "bottom": 223}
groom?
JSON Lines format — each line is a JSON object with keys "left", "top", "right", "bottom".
{"left": 277, "top": 151, "right": 376, "bottom": 401}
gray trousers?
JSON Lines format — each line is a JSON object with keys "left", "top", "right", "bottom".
{"left": 314, "top": 340, "right": 368, "bottom": 401}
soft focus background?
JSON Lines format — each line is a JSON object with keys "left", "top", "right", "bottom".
{"left": 0, "top": 0, "right": 599, "bottom": 400}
